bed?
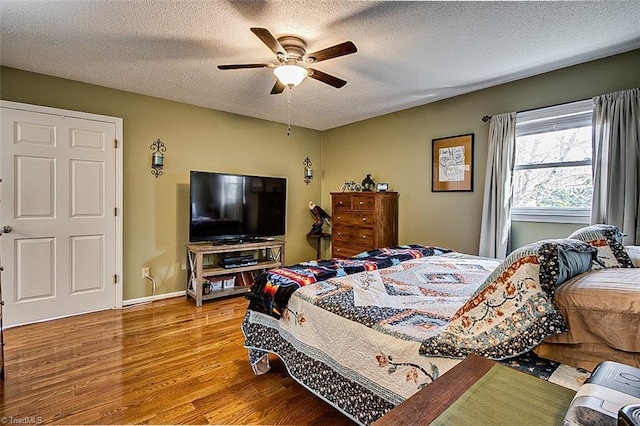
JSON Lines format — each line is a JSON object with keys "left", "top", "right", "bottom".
{"left": 533, "top": 226, "right": 640, "bottom": 371}
{"left": 241, "top": 225, "right": 638, "bottom": 425}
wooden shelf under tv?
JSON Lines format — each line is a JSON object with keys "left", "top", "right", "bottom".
{"left": 185, "top": 239, "right": 285, "bottom": 307}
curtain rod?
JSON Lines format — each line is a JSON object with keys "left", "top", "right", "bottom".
{"left": 481, "top": 97, "right": 591, "bottom": 122}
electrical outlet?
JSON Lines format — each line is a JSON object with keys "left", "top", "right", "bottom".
{"left": 142, "top": 267, "right": 149, "bottom": 278}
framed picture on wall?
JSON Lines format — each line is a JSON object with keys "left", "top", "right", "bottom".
{"left": 432, "top": 133, "right": 474, "bottom": 192}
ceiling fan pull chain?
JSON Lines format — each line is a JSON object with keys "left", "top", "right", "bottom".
{"left": 287, "top": 87, "right": 292, "bottom": 137}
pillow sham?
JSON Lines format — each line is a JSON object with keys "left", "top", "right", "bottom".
{"left": 420, "top": 239, "right": 595, "bottom": 360}
{"left": 568, "top": 224, "right": 635, "bottom": 268}
{"left": 555, "top": 242, "right": 599, "bottom": 286}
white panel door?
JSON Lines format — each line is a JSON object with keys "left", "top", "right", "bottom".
{"left": 0, "top": 102, "right": 122, "bottom": 326}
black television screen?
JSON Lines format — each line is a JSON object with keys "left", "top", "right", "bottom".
{"left": 189, "top": 171, "right": 287, "bottom": 243}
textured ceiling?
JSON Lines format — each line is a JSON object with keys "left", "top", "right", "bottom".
{"left": 2, "top": 1, "right": 640, "bottom": 131}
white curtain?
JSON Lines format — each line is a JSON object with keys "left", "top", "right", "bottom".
{"left": 479, "top": 112, "right": 517, "bottom": 258}
{"left": 591, "top": 88, "right": 640, "bottom": 245}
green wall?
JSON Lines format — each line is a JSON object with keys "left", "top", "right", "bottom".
{"left": 1, "top": 67, "right": 323, "bottom": 300}
{"left": 321, "top": 49, "right": 640, "bottom": 255}
{"left": 2, "top": 49, "right": 639, "bottom": 300}
{"left": 510, "top": 222, "right": 583, "bottom": 250}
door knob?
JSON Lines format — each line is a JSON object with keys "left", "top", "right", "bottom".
{"left": 0, "top": 226, "right": 11, "bottom": 235}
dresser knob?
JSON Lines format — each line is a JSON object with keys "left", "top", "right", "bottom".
{"left": 339, "top": 201, "right": 343, "bottom": 206}
{"left": 362, "top": 217, "right": 367, "bottom": 222}
{"left": 362, "top": 235, "right": 367, "bottom": 239}
{"left": 359, "top": 201, "right": 363, "bottom": 205}
{"left": 336, "top": 248, "right": 341, "bottom": 252}
{"left": 337, "top": 232, "right": 342, "bottom": 236}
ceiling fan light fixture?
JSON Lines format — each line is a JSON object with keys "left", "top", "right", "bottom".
{"left": 273, "top": 64, "right": 308, "bottom": 87}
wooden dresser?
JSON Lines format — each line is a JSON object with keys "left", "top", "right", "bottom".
{"left": 331, "top": 192, "right": 398, "bottom": 258}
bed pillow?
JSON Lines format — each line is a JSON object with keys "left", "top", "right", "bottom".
{"left": 568, "top": 225, "right": 635, "bottom": 268}
{"left": 420, "top": 239, "right": 595, "bottom": 360}
{"left": 555, "top": 242, "right": 598, "bottom": 286}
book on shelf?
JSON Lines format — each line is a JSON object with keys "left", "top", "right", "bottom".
{"left": 242, "top": 271, "right": 255, "bottom": 287}
{"left": 236, "top": 271, "right": 257, "bottom": 287}
{"left": 236, "top": 272, "right": 245, "bottom": 287}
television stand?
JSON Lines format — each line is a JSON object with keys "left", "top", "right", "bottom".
{"left": 186, "top": 239, "right": 285, "bottom": 307}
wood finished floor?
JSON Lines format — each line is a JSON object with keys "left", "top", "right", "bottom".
{"left": 0, "top": 296, "right": 357, "bottom": 425}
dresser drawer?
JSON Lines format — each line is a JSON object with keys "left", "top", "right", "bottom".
{"left": 332, "top": 244, "right": 371, "bottom": 258}
{"left": 333, "top": 226, "right": 374, "bottom": 243}
{"left": 352, "top": 195, "right": 374, "bottom": 210}
{"left": 332, "top": 194, "right": 353, "bottom": 211}
{"left": 333, "top": 211, "right": 374, "bottom": 227}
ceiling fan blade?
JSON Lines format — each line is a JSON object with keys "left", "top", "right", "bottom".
{"left": 270, "top": 79, "right": 286, "bottom": 94}
{"left": 217, "top": 63, "right": 273, "bottom": 70}
{"left": 304, "top": 41, "right": 357, "bottom": 63}
{"left": 308, "top": 68, "right": 347, "bottom": 89}
{"left": 250, "top": 27, "right": 287, "bottom": 58}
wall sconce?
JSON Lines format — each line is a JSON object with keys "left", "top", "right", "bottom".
{"left": 303, "top": 157, "right": 313, "bottom": 185}
{"left": 150, "top": 139, "right": 166, "bottom": 178}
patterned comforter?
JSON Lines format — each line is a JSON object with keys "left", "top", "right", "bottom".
{"left": 245, "top": 244, "right": 454, "bottom": 318}
{"left": 243, "top": 240, "right": 594, "bottom": 425}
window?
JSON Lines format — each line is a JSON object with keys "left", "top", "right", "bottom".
{"left": 512, "top": 99, "right": 593, "bottom": 223}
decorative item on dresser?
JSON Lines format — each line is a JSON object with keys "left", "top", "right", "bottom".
{"left": 376, "top": 182, "right": 388, "bottom": 192}
{"left": 340, "top": 180, "right": 361, "bottom": 192}
{"left": 361, "top": 174, "right": 375, "bottom": 191}
{"left": 331, "top": 191, "right": 398, "bottom": 258}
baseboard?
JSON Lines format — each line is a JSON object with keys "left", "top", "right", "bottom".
{"left": 123, "top": 290, "right": 186, "bottom": 306}
{"left": 4, "top": 291, "right": 188, "bottom": 328}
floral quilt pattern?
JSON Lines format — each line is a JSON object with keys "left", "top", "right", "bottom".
{"left": 420, "top": 240, "right": 585, "bottom": 359}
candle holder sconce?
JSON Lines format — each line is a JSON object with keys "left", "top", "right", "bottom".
{"left": 151, "top": 139, "right": 166, "bottom": 178}
{"left": 304, "top": 157, "right": 313, "bottom": 185}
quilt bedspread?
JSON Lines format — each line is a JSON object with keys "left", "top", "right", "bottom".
{"left": 245, "top": 244, "right": 453, "bottom": 318}
{"left": 420, "top": 239, "right": 593, "bottom": 360}
{"left": 242, "top": 252, "right": 589, "bottom": 425}
{"left": 244, "top": 253, "right": 499, "bottom": 423}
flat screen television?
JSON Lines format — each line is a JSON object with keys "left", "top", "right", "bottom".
{"left": 189, "top": 171, "right": 287, "bottom": 243}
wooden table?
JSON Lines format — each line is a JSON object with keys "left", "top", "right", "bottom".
{"left": 373, "top": 354, "right": 575, "bottom": 425}
{"left": 306, "top": 232, "right": 331, "bottom": 260}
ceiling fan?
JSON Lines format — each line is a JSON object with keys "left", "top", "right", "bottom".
{"left": 217, "top": 27, "right": 357, "bottom": 94}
